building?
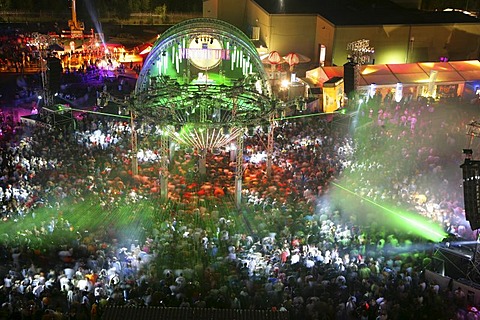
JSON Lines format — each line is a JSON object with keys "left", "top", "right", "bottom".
{"left": 203, "top": 0, "right": 480, "bottom": 68}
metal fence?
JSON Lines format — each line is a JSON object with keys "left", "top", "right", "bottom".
{"left": 101, "top": 306, "right": 291, "bottom": 320}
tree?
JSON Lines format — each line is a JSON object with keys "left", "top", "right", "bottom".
{"left": 128, "top": 0, "right": 140, "bottom": 12}
{"left": 154, "top": 4, "right": 167, "bottom": 21}
{"left": 10, "top": 0, "right": 33, "bottom": 10}
{"left": 139, "top": 0, "right": 151, "bottom": 12}
{"left": 0, "top": 0, "right": 12, "bottom": 11}
{"left": 163, "top": 0, "right": 202, "bottom": 12}
{"left": 115, "top": 0, "right": 132, "bottom": 20}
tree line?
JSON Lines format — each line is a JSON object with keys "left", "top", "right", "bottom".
{"left": 0, "top": 0, "right": 203, "bottom": 17}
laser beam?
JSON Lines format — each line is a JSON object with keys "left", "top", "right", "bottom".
{"left": 332, "top": 182, "right": 447, "bottom": 242}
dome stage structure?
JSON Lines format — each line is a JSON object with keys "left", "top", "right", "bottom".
{"left": 132, "top": 18, "right": 277, "bottom": 205}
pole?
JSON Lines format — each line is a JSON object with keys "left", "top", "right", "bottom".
{"left": 198, "top": 149, "right": 207, "bottom": 176}
{"left": 160, "top": 128, "right": 169, "bottom": 201}
{"left": 406, "top": 26, "right": 414, "bottom": 63}
{"left": 71, "top": 0, "right": 78, "bottom": 30}
{"left": 234, "top": 132, "right": 244, "bottom": 208}
{"left": 266, "top": 113, "right": 275, "bottom": 177}
{"left": 468, "top": 232, "right": 480, "bottom": 282}
{"left": 130, "top": 111, "right": 138, "bottom": 175}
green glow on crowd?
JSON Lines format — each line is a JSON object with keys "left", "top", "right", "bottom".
{"left": 0, "top": 197, "right": 159, "bottom": 250}
{"left": 332, "top": 182, "right": 447, "bottom": 242}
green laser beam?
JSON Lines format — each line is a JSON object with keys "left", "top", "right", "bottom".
{"left": 69, "top": 107, "right": 131, "bottom": 119}
{"left": 332, "top": 182, "right": 446, "bottom": 242}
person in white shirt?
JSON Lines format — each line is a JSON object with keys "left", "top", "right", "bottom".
{"left": 3, "top": 275, "right": 12, "bottom": 289}
{"left": 291, "top": 250, "right": 300, "bottom": 265}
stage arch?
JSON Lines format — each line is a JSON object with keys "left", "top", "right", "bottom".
{"left": 134, "top": 18, "right": 274, "bottom": 150}
{"left": 132, "top": 18, "right": 276, "bottom": 204}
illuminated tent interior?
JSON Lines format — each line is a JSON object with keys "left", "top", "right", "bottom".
{"left": 307, "top": 60, "right": 480, "bottom": 88}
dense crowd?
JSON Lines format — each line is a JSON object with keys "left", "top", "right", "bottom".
{"left": 1, "top": 30, "right": 480, "bottom": 318}
{"left": 0, "top": 28, "right": 41, "bottom": 74}
{"left": 0, "top": 88, "right": 478, "bottom": 320}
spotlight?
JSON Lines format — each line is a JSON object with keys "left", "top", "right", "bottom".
{"left": 210, "top": 38, "right": 213, "bottom": 45}
{"left": 162, "top": 51, "right": 166, "bottom": 56}
{"left": 195, "top": 38, "right": 199, "bottom": 44}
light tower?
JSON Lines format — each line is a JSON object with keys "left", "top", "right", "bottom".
{"left": 68, "top": 0, "right": 85, "bottom": 38}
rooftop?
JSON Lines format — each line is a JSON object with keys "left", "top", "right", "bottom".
{"left": 253, "top": 0, "right": 479, "bottom": 25}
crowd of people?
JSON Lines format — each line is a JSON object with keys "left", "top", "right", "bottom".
{"left": 1, "top": 27, "right": 480, "bottom": 320}
{"left": 0, "top": 84, "right": 478, "bottom": 320}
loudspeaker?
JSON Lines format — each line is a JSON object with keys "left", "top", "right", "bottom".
{"left": 461, "top": 159, "right": 480, "bottom": 230}
{"left": 343, "top": 60, "right": 359, "bottom": 96}
{"left": 47, "top": 57, "right": 63, "bottom": 93}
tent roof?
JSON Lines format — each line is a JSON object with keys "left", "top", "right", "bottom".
{"left": 306, "top": 60, "right": 480, "bottom": 87}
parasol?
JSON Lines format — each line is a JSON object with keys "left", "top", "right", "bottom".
{"left": 261, "top": 51, "right": 286, "bottom": 71}
{"left": 283, "top": 52, "right": 311, "bottom": 71}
